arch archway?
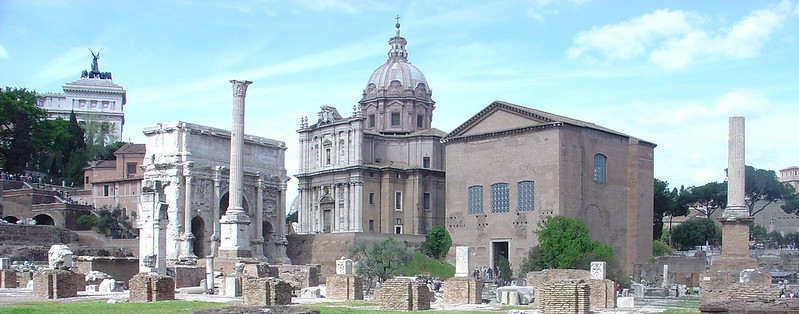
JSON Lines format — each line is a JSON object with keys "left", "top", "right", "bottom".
{"left": 219, "top": 192, "right": 250, "bottom": 218}
{"left": 263, "top": 221, "right": 273, "bottom": 238}
{"left": 32, "top": 214, "right": 55, "bottom": 226}
{"left": 2, "top": 216, "right": 18, "bottom": 224}
{"left": 191, "top": 216, "right": 205, "bottom": 257}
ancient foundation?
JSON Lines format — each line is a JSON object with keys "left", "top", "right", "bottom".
{"left": 443, "top": 276, "right": 482, "bottom": 304}
{"left": 242, "top": 277, "right": 293, "bottom": 306}
{"left": 539, "top": 280, "right": 590, "bottom": 314}
{"left": 32, "top": 269, "right": 80, "bottom": 299}
{"left": 0, "top": 270, "right": 18, "bottom": 288}
{"left": 276, "top": 264, "right": 320, "bottom": 291}
{"left": 587, "top": 279, "right": 617, "bottom": 309}
{"left": 326, "top": 274, "right": 363, "bottom": 300}
{"left": 129, "top": 273, "right": 175, "bottom": 302}
{"left": 377, "top": 277, "right": 431, "bottom": 311}
{"left": 526, "top": 269, "right": 590, "bottom": 306}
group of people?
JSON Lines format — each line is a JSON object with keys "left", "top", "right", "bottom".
{"left": 780, "top": 289, "right": 796, "bottom": 298}
{"left": 473, "top": 266, "right": 500, "bottom": 281}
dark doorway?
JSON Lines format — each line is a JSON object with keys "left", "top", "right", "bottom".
{"left": 492, "top": 241, "right": 509, "bottom": 267}
{"left": 32, "top": 214, "right": 55, "bottom": 226}
{"left": 2, "top": 216, "right": 18, "bottom": 224}
{"left": 191, "top": 216, "right": 205, "bottom": 257}
{"left": 322, "top": 210, "right": 332, "bottom": 233}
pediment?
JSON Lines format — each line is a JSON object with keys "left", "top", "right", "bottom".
{"left": 447, "top": 101, "right": 556, "bottom": 139}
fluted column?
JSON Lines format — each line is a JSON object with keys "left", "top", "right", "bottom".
{"left": 180, "top": 161, "right": 197, "bottom": 260}
{"left": 218, "top": 80, "right": 253, "bottom": 259}
{"left": 252, "top": 172, "right": 266, "bottom": 260}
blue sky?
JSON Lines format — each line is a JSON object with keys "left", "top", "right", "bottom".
{"left": 2, "top": 0, "right": 798, "bottom": 207}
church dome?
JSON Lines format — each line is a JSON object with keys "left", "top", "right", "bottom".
{"left": 364, "top": 22, "right": 429, "bottom": 92}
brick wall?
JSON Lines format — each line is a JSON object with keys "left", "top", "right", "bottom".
{"left": 242, "top": 277, "right": 293, "bottom": 306}
{"left": 587, "top": 279, "right": 616, "bottom": 309}
{"left": 1, "top": 270, "right": 18, "bottom": 288}
{"left": 526, "top": 269, "right": 590, "bottom": 306}
{"left": 0, "top": 224, "right": 77, "bottom": 245}
{"left": 32, "top": 269, "right": 79, "bottom": 299}
{"left": 443, "top": 276, "right": 481, "bottom": 304}
{"left": 700, "top": 267, "right": 777, "bottom": 305}
{"left": 129, "top": 273, "right": 175, "bottom": 302}
{"left": 275, "top": 264, "right": 320, "bottom": 290}
{"left": 376, "top": 277, "right": 431, "bottom": 311}
{"left": 326, "top": 274, "right": 364, "bottom": 300}
{"left": 539, "top": 280, "right": 590, "bottom": 314}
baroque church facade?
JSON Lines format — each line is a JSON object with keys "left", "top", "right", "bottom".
{"left": 37, "top": 51, "right": 126, "bottom": 141}
{"left": 295, "top": 24, "right": 446, "bottom": 235}
{"left": 443, "top": 101, "right": 655, "bottom": 273}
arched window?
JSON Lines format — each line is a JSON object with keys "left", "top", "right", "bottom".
{"left": 594, "top": 154, "right": 607, "bottom": 183}
{"left": 491, "top": 183, "right": 510, "bottom": 213}
{"left": 518, "top": 181, "right": 535, "bottom": 212}
{"left": 468, "top": 185, "right": 483, "bottom": 214}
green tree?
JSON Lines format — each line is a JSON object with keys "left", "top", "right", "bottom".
{"left": 684, "top": 182, "right": 727, "bottom": 218}
{"left": 419, "top": 226, "right": 452, "bottom": 259}
{"left": 652, "top": 240, "right": 673, "bottom": 257}
{"left": 654, "top": 179, "right": 690, "bottom": 240}
{"left": 285, "top": 211, "right": 298, "bottom": 224}
{"left": 782, "top": 194, "right": 799, "bottom": 216}
{"left": 495, "top": 255, "right": 512, "bottom": 282}
{"left": 670, "top": 218, "right": 718, "bottom": 248}
{"left": 745, "top": 166, "right": 794, "bottom": 216}
{"left": 535, "top": 216, "right": 593, "bottom": 269}
{"left": 77, "top": 214, "right": 98, "bottom": 228}
{"left": 0, "top": 87, "right": 47, "bottom": 173}
{"left": 349, "top": 238, "right": 412, "bottom": 283}
{"left": 95, "top": 206, "right": 132, "bottom": 238}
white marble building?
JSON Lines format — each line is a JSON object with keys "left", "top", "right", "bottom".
{"left": 37, "top": 52, "right": 126, "bottom": 141}
{"left": 138, "top": 121, "right": 290, "bottom": 265}
{"left": 295, "top": 23, "right": 446, "bottom": 235}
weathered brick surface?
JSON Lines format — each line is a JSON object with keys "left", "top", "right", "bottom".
{"left": 0, "top": 270, "right": 18, "bottom": 288}
{"left": 526, "top": 269, "right": 591, "bottom": 306}
{"left": 719, "top": 217, "right": 752, "bottom": 259}
{"left": 587, "top": 279, "right": 616, "bottom": 309}
{"left": 326, "top": 274, "right": 363, "bottom": 300}
{"left": 443, "top": 277, "right": 482, "bottom": 304}
{"left": 539, "top": 280, "right": 590, "bottom": 314}
{"left": 129, "top": 273, "right": 175, "bottom": 302}
{"left": 276, "top": 264, "right": 320, "bottom": 290}
{"left": 242, "top": 277, "right": 292, "bottom": 306}
{"left": 376, "top": 277, "right": 431, "bottom": 311}
{"left": 75, "top": 256, "right": 139, "bottom": 283}
{"left": 32, "top": 269, "right": 79, "bottom": 299}
{"left": 700, "top": 267, "right": 777, "bottom": 306}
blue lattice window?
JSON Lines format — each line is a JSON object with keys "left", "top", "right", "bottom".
{"left": 468, "top": 186, "right": 483, "bottom": 214}
{"left": 518, "top": 181, "right": 535, "bottom": 212}
{"left": 594, "top": 154, "right": 607, "bottom": 183}
{"left": 491, "top": 183, "right": 509, "bottom": 213}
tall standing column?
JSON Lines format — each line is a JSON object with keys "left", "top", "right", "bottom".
{"left": 252, "top": 172, "right": 266, "bottom": 260}
{"left": 180, "top": 162, "right": 197, "bottom": 260}
{"left": 726, "top": 116, "right": 747, "bottom": 213}
{"left": 719, "top": 116, "right": 753, "bottom": 259}
{"left": 218, "top": 80, "right": 253, "bottom": 259}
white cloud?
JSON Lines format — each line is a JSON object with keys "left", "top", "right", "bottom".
{"left": 527, "top": 8, "right": 545, "bottom": 23}
{"left": 32, "top": 47, "right": 94, "bottom": 84}
{"left": 568, "top": 9, "right": 695, "bottom": 62}
{"left": 570, "top": 1, "right": 795, "bottom": 68}
{"left": 0, "top": 45, "right": 8, "bottom": 59}
{"left": 526, "top": 0, "right": 586, "bottom": 22}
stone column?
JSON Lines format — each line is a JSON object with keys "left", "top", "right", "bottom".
{"left": 252, "top": 172, "right": 266, "bottom": 260}
{"left": 218, "top": 80, "right": 253, "bottom": 259}
{"left": 353, "top": 181, "right": 363, "bottom": 232}
{"left": 725, "top": 116, "right": 747, "bottom": 214}
{"left": 180, "top": 162, "right": 197, "bottom": 261}
{"left": 719, "top": 116, "right": 754, "bottom": 259}
{"left": 211, "top": 166, "right": 223, "bottom": 255}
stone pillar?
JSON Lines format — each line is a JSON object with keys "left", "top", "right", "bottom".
{"left": 211, "top": 166, "right": 223, "bottom": 255}
{"left": 353, "top": 181, "right": 363, "bottom": 232}
{"left": 726, "top": 116, "right": 747, "bottom": 213}
{"left": 455, "top": 246, "right": 470, "bottom": 277}
{"left": 129, "top": 272, "right": 175, "bottom": 302}
{"left": 662, "top": 264, "right": 669, "bottom": 287}
{"left": 138, "top": 181, "right": 168, "bottom": 275}
{"left": 251, "top": 172, "right": 266, "bottom": 260}
{"left": 181, "top": 162, "right": 197, "bottom": 261}
{"left": 32, "top": 269, "right": 79, "bottom": 299}
{"left": 219, "top": 80, "right": 253, "bottom": 259}
{"left": 719, "top": 116, "right": 754, "bottom": 258}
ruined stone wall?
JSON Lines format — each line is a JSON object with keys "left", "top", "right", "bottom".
{"left": 539, "top": 280, "right": 590, "bottom": 314}
{"left": 0, "top": 224, "right": 77, "bottom": 245}
{"left": 443, "top": 276, "right": 481, "bottom": 304}
{"left": 700, "top": 268, "right": 778, "bottom": 305}
{"left": 32, "top": 269, "right": 80, "bottom": 299}
{"left": 587, "top": 279, "right": 616, "bottom": 309}
{"left": 286, "top": 232, "right": 424, "bottom": 283}
{"left": 326, "top": 274, "right": 363, "bottom": 300}
{"left": 74, "top": 256, "right": 138, "bottom": 282}
{"left": 1, "top": 270, "right": 18, "bottom": 288}
{"left": 377, "top": 277, "right": 431, "bottom": 311}
{"left": 242, "top": 277, "right": 292, "bottom": 306}
{"left": 129, "top": 273, "right": 175, "bottom": 302}
{"left": 275, "top": 264, "right": 320, "bottom": 290}
{"left": 526, "top": 269, "right": 590, "bottom": 306}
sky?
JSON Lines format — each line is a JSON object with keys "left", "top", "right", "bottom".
{"left": 1, "top": 0, "right": 798, "bottom": 211}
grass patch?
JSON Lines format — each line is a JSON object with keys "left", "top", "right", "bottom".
{"left": 662, "top": 309, "right": 700, "bottom": 314}
{"left": 310, "top": 300, "right": 376, "bottom": 307}
{"left": 0, "top": 300, "right": 227, "bottom": 313}
{"left": 499, "top": 305, "right": 533, "bottom": 310}
{"left": 400, "top": 252, "right": 455, "bottom": 279}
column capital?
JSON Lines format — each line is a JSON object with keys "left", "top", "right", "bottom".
{"left": 230, "top": 80, "right": 253, "bottom": 97}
